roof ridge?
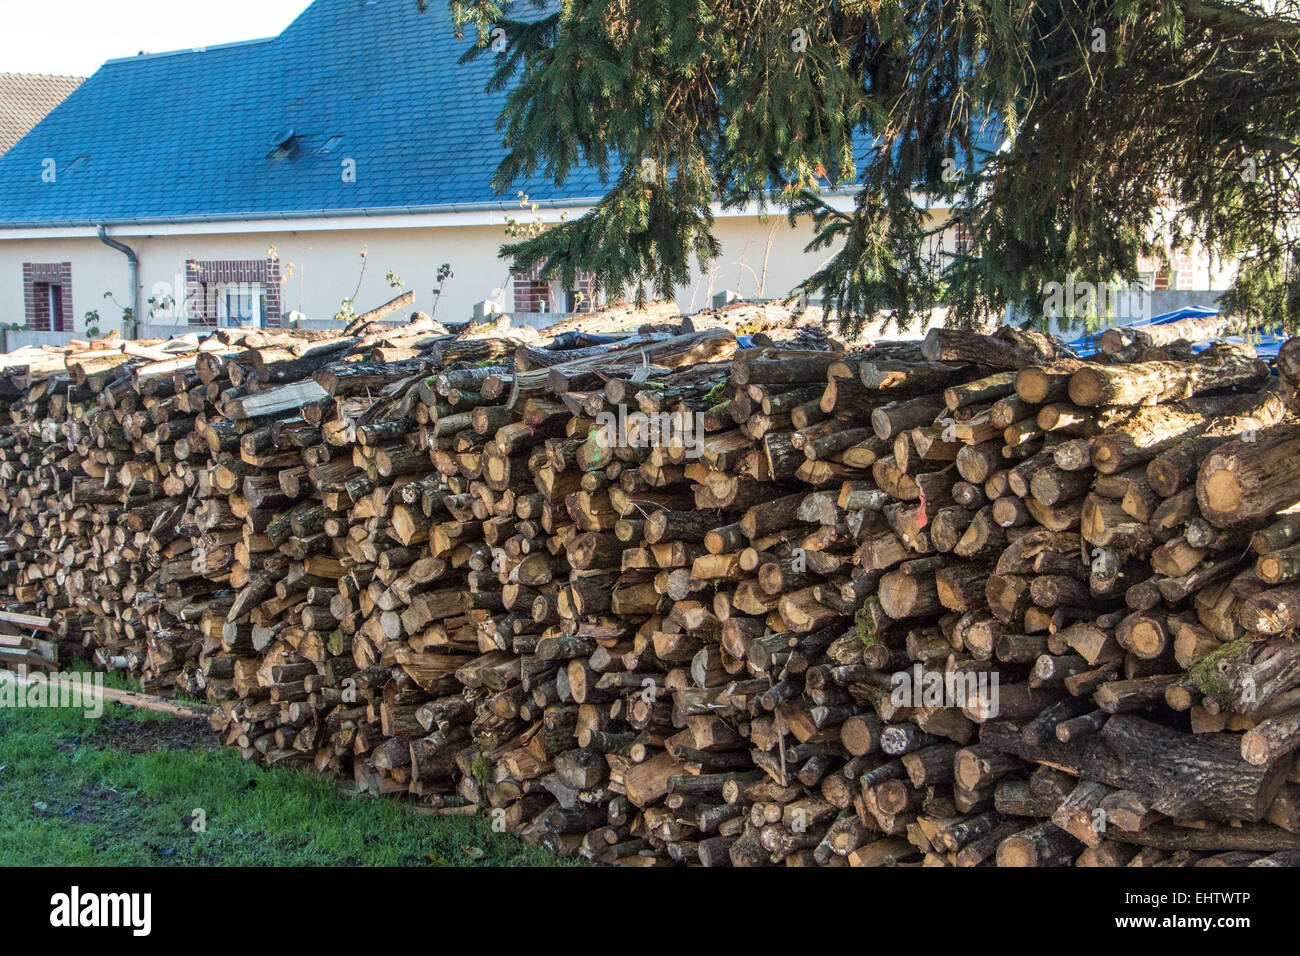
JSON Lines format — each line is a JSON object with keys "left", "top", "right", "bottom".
{"left": 101, "top": 37, "right": 276, "bottom": 66}
{"left": 0, "top": 73, "right": 85, "bottom": 82}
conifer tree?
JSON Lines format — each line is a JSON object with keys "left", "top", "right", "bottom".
{"left": 432, "top": 1, "right": 1300, "bottom": 334}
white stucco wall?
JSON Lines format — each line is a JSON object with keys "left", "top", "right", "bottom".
{"left": 0, "top": 224, "right": 513, "bottom": 335}
{"left": 0, "top": 209, "right": 956, "bottom": 336}
{"left": 675, "top": 215, "right": 828, "bottom": 314}
{"left": 0, "top": 240, "right": 129, "bottom": 334}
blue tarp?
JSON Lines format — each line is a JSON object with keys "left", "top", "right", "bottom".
{"left": 1064, "top": 306, "right": 1286, "bottom": 360}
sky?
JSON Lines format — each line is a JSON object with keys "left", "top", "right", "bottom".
{"left": 1, "top": 0, "right": 314, "bottom": 77}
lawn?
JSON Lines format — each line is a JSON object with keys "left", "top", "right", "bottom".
{"left": 0, "top": 680, "right": 563, "bottom": 867}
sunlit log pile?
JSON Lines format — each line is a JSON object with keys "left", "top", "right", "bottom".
{"left": 2, "top": 304, "right": 1300, "bottom": 867}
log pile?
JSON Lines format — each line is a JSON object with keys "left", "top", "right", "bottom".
{"left": 2, "top": 311, "right": 1300, "bottom": 866}
{"left": 0, "top": 341, "right": 208, "bottom": 687}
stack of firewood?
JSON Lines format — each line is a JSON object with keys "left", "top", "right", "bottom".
{"left": 0, "top": 345, "right": 202, "bottom": 687}
{"left": 1, "top": 304, "right": 1299, "bottom": 866}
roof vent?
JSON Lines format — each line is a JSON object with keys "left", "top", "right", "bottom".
{"left": 318, "top": 135, "right": 345, "bottom": 154}
{"left": 266, "top": 128, "right": 298, "bottom": 161}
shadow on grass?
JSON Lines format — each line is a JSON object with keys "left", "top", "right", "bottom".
{"left": 0, "top": 692, "right": 569, "bottom": 867}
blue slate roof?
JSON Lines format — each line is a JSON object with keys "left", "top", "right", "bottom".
{"left": 0, "top": 0, "right": 999, "bottom": 228}
{"left": 0, "top": 0, "right": 610, "bottom": 226}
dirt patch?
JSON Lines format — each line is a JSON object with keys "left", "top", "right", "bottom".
{"left": 40, "top": 784, "right": 206, "bottom": 861}
{"left": 86, "top": 714, "right": 217, "bottom": 753}
{"left": 58, "top": 782, "right": 132, "bottom": 824}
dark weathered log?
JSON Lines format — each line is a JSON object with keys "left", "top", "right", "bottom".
{"left": 1099, "top": 313, "right": 1246, "bottom": 355}
{"left": 923, "top": 327, "right": 1066, "bottom": 369}
{"left": 981, "top": 714, "right": 1288, "bottom": 822}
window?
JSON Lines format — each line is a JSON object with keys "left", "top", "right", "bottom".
{"left": 565, "top": 274, "right": 602, "bottom": 313}
{"left": 184, "top": 258, "right": 281, "bottom": 328}
{"left": 34, "top": 284, "right": 65, "bottom": 330}
{"left": 217, "top": 283, "right": 266, "bottom": 327}
{"left": 23, "top": 262, "right": 73, "bottom": 331}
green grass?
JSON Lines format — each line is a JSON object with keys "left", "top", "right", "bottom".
{"left": 0, "top": 687, "right": 566, "bottom": 867}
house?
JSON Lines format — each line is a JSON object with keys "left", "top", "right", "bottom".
{"left": 0, "top": 72, "right": 85, "bottom": 338}
{"left": 0, "top": 73, "right": 83, "bottom": 157}
{"left": 0, "top": 0, "right": 883, "bottom": 339}
{"left": 0, "top": 0, "right": 1230, "bottom": 341}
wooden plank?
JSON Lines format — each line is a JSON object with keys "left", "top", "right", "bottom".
{"left": 0, "top": 669, "right": 215, "bottom": 719}
{"left": 0, "top": 610, "right": 53, "bottom": 630}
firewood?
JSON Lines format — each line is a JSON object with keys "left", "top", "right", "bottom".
{"left": 2, "top": 318, "right": 1297, "bottom": 866}
{"left": 1197, "top": 426, "right": 1300, "bottom": 528}
{"left": 1068, "top": 346, "right": 1268, "bottom": 407}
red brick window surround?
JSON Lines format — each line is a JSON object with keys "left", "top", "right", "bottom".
{"left": 185, "top": 257, "right": 282, "bottom": 328}
{"left": 512, "top": 266, "right": 600, "bottom": 315}
{"left": 512, "top": 264, "right": 555, "bottom": 315}
{"left": 22, "top": 262, "right": 73, "bottom": 332}
{"left": 954, "top": 222, "right": 975, "bottom": 255}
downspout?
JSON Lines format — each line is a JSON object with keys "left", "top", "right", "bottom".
{"left": 96, "top": 224, "right": 139, "bottom": 339}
